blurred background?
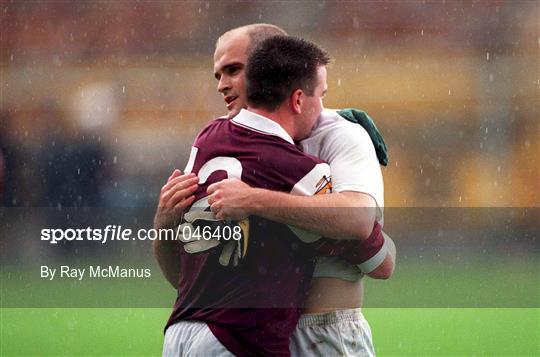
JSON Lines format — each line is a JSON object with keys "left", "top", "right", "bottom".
{"left": 0, "top": 2, "right": 538, "bottom": 355}
{"left": 1, "top": 0, "right": 539, "bottom": 302}
{"left": 1, "top": 0, "right": 538, "bottom": 209}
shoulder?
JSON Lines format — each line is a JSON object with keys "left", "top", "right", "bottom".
{"left": 308, "top": 110, "right": 375, "bottom": 160}
{"left": 264, "top": 138, "right": 327, "bottom": 174}
{"left": 194, "top": 117, "right": 228, "bottom": 146}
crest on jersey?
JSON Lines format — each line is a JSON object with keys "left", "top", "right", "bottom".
{"left": 315, "top": 175, "right": 332, "bottom": 195}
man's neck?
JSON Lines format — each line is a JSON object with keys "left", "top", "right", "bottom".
{"left": 247, "top": 106, "right": 296, "bottom": 140}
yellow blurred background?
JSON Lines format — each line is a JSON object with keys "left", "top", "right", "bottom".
{"left": 1, "top": 1, "right": 538, "bottom": 208}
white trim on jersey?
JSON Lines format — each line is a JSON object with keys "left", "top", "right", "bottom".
{"left": 184, "top": 147, "right": 198, "bottom": 174}
{"left": 290, "top": 163, "right": 332, "bottom": 196}
{"left": 356, "top": 236, "right": 388, "bottom": 273}
{"left": 232, "top": 109, "right": 295, "bottom": 145}
{"left": 287, "top": 163, "right": 331, "bottom": 243}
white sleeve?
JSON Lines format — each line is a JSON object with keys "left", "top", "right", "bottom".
{"left": 323, "top": 122, "right": 384, "bottom": 210}
{"left": 290, "top": 163, "right": 332, "bottom": 196}
{"left": 288, "top": 162, "right": 331, "bottom": 243}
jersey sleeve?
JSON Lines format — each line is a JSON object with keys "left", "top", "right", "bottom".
{"left": 313, "top": 221, "right": 387, "bottom": 273}
{"left": 287, "top": 162, "right": 332, "bottom": 243}
{"left": 290, "top": 163, "right": 331, "bottom": 196}
{"left": 325, "top": 118, "right": 384, "bottom": 209}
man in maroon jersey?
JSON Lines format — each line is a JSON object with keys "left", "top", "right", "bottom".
{"left": 162, "top": 36, "right": 384, "bottom": 356}
{"left": 162, "top": 35, "right": 331, "bottom": 356}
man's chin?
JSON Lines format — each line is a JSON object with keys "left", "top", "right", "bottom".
{"left": 227, "top": 107, "right": 242, "bottom": 119}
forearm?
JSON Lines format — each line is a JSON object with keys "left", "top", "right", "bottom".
{"left": 151, "top": 169, "right": 198, "bottom": 288}
{"left": 249, "top": 189, "right": 376, "bottom": 240}
{"left": 152, "top": 239, "right": 181, "bottom": 289}
{"left": 367, "top": 233, "right": 396, "bottom": 279}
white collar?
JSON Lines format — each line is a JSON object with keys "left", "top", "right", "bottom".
{"left": 231, "top": 109, "right": 294, "bottom": 145}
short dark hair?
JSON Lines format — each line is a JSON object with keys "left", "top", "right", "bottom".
{"left": 245, "top": 24, "right": 288, "bottom": 54}
{"left": 245, "top": 36, "right": 330, "bottom": 112}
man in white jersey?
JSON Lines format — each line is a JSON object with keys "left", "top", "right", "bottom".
{"left": 154, "top": 24, "right": 396, "bottom": 356}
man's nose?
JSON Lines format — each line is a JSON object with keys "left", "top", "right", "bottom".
{"left": 217, "top": 77, "right": 231, "bottom": 93}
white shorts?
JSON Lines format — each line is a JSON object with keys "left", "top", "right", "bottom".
{"left": 162, "top": 320, "right": 233, "bottom": 357}
{"left": 290, "top": 308, "right": 375, "bottom": 357}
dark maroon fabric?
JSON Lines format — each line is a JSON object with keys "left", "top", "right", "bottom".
{"left": 165, "top": 118, "right": 324, "bottom": 356}
{"left": 314, "top": 221, "right": 384, "bottom": 265}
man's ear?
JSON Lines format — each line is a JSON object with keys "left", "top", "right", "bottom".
{"left": 290, "top": 89, "right": 304, "bottom": 114}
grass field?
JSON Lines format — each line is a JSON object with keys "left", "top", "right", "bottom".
{"left": 2, "top": 258, "right": 538, "bottom": 356}
{"left": 1, "top": 308, "right": 538, "bottom": 356}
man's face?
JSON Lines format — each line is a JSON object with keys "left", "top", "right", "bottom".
{"left": 213, "top": 33, "right": 250, "bottom": 118}
{"left": 297, "top": 66, "right": 327, "bottom": 140}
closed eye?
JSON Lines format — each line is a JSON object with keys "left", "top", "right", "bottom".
{"left": 224, "top": 64, "right": 243, "bottom": 76}
{"left": 214, "top": 63, "right": 243, "bottom": 81}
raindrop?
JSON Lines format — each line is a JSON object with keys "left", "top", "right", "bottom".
{"left": 353, "top": 16, "right": 360, "bottom": 29}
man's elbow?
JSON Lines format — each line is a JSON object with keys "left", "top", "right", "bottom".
{"left": 352, "top": 205, "right": 377, "bottom": 240}
{"left": 152, "top": 239, "right": 162, "bottom": 260}
{"left": 354, "top": 222, "right": 374, "bottom": 240}
{"left": 367, "top": 254, "right": 394, "bottom": 280}
{"left": 353, "top": 217, "right": 376, "bottom": 241}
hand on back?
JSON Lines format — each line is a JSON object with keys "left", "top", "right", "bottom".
{"left": 154, "top": 169, "right": 199, "bottom": 229}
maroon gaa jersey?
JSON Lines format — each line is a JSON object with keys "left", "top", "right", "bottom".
{"left": 165, "top": 109, "right": 332, "bottom": 356}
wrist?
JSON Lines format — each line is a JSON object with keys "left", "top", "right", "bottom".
{"left": 247, "top": 188, "right": 269, "bottom": 215}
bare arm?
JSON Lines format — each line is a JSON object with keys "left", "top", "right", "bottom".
{"left": 152, "top": 238, "right": 182, "bottom": 288}
{"left": 152, "top": 170, "right": 198, "bottom": 288}
{"left": 207, "top": 179, "right": 376, "bottom": 240}
{"left": 250, "top": 190, "right": 376, "bottom": 240}
{"left": 367, "top": 233, "right": 396, "bottom": 279}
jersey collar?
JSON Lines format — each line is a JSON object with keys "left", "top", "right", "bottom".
{"left": 232, "top": 109, "right": 294, "bottom": 145}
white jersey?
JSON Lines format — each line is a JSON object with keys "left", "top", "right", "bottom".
{"left": 301, "top": 109, "right": 384, "bottom": 209}
{"left": 300, "top": 109, "right": 385, "bottom": 281}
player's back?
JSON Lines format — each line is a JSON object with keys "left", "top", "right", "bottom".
{"left": 166, "top": 110, "right": 331, "bottom": 356}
